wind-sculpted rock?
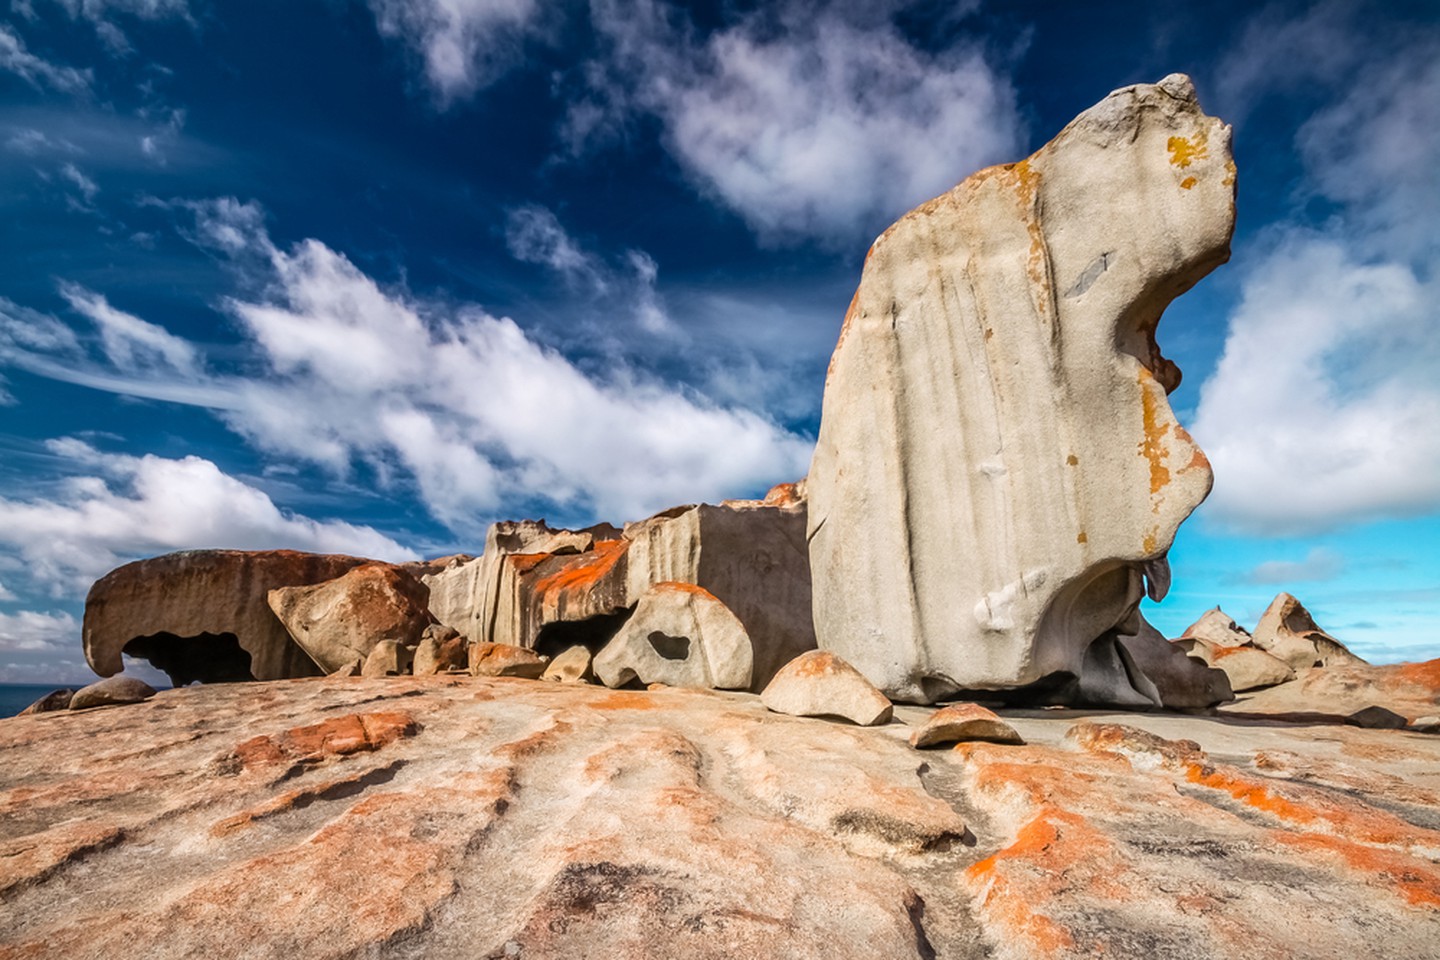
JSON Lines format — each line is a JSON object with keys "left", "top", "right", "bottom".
{"left": 1252, "top": 592, "right": 1365, "bottom": 672}
{"left": 761, "top": 651, "right": 893, "bottom": 726}
{"left": 1179, "top": 606, "right": 1253, "bottom": 647}
{"left": 425, "top": 487, "right": 815, "bottom": 691}
{"left": 18, "top": 689, "right": 75, "bottom": 715}
{"left": 807, "top": 74, "right": 1235, "bottom": 704}
{"left": 593, "top": 582, "right": 753, "bottom": 690}
{"left": 468, "top": 642, "right": 547, "bottom": 679}
{"left": 1174, "top": 636, "right": 1295, "bottom": 692}
{"left": 83, "top": 550, "right": 371, "bottom": 683}
{"left": 909, "top": 703, "right": 1023, "bottom": 748}
{"left": 267, "top": 563, "right": 433, "bottom": 674}
{"left": 541, "top": 644, "right": 593, "bottom": 683}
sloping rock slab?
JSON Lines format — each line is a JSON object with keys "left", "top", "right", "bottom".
{"left": 1, "top": 680, "right": 1439, "bottom": 957}
{"left": 1220, "top": 659, "right": 1440, "bottom": 723}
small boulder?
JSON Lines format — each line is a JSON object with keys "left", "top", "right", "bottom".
{"left": 542, "top": 645, "right": 593, "bottom": 683}
{"left": 760, "top": 651, "right": 893, "bottom": 726}
{"left": 468, "top": 642, "right": 547, "bottom": 679}
{"left": 593, "top": 582, "right": 753, "bottom": 690}
{"left": 18, "top": 688, "right": 75, "bottom": 715}
{"left": 1410, "top": 716, "right": 1440, "bottom": 734}
{"left": 1175, "top": 637, "right": 1295, "bottom": 692}
{"left": 69, "top": 676, "right": 156, "bottom": 710}
{"left": 1346, "top": 705, "right": 1408, "bottom": 730}
{"left": 909, "top": 703, "right": 1024, "bottom": 748}
{"left": 362, "top": 640, "right": 413, "bottom": 678}
{"left": 1178, "top": 607, "right": 1253, "bottom": 648}
{"left": 268, "top": 563, "right": 433, "bottom": 673}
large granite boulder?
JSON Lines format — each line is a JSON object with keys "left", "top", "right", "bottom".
{"left": 1251, "top": 592, "right": 1365, "bottom": 672}
{"left": 592, "top": 582, "right": 753, "bottom": 690}
{"left": 267, "top": 563, "right": 434, "bottom": 674}
{"left": 83, "top": 550, "right": 371, "bottom": 683}
{"left": 806, "top": 75, "right": 1235, "bottom": 704}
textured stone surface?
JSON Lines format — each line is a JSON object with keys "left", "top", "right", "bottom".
{"left": 1252, "top": 592, "right": 1366, "bottom": 672}
{"left": 1113, "top": 620, "right": 1233, "bottom": 708}
{"left": 362, "top": 639, "right": 414, "bottom": 678}
{"left": 1179, "top": 606, "right": 1253, "bottom": 648}
{"left": 542, "top": 645, "right": 593, "bottom": 683}
{"left": 268, "top": 563, "right": 433, "bottom": 674}
{"left": 83, "top": 550, "right": 370, "bottom": 682}
{"left": 2, "top": 678, "right": 1438, "bottom": 959}
{"left": 1221, "top": 659, "right": 1440, "bottom": 723}
{"left": 910, "top": 703, "right": 1023, "bottom": 748}
{"left": 807, "top": 75, "right": 1235, "bottom": 703}
{"left": 17, "top": 689, "right": 74, "bottom": 715}
{"left": 593, "top": 582, "right": 753, "bottom": 690}
{"left": 413, "top": 625, "right": 467, "bottom": 676}
{"left": 468, "top": 642, "right": 548, "bottom": 679}
{"left": 1175, "top": 636, "right": 1295, "bottom": 692}
{"left": 68, "top": 676, "right": 155, "bottom": 710}
{"left": 761, "top": 651, "right": 894, "bottom": 726}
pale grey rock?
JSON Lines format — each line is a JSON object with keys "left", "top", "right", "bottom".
{"left": 69, "top": 676, "right": 156, "bottom": 710}
{"left": 1179, "top": 607, "right": 1252, "bottom": 648}
{"left": 622, "top": 491, "right": 815, "bottom": 690}
{"left": 542, "top": 645, "right": 593, "bottom": 683}
{"left": 1252, "top": 593, "right": 1366, "bottom": 672}
{"left": 593, "top": 582, "right": 753, "bottom": 690}
{"left": 806, "top": 75, "right": 1235, "bottom": 704}
{"left": 468, "top": 642, "right": 548, "bottom": 679}
{"left": 761, "top": 651, "right": 893, "bottom": 726}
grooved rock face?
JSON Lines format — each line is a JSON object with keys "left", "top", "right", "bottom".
{"left": 3, "top": 679, "right": 1439, "bottom": 958}
{"left": 807, "top": 74, "right": 1235, "bottom": 703}
{"left": 267, "top": 562, "right": 433, "bottom": 673}
{"left": 83, "top": 550, "right": 371, "bottom": 682}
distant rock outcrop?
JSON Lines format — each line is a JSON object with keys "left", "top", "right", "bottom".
{"left": 1252, "top": 591, "right": 1366, "bottom": 671}
{"left": 83, "top": 550, "right": 371, "bottom": 683}
{"left": 806, "top": 75, "right": 1236, "bottom": 704}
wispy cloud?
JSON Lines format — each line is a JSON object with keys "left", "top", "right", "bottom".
{"left": 1242, "top": 547, "right": 1345, "bottom": 585}
{"left": 1, "top": 198, "right": 813, "bottom": 535}
{"left": 0, "top": 24, "right": 92, "bottom": 93}
{"left": 562, "top": 0, "right": 1022, "bottom": 245}
{"left": 367, "top": 0, "right": 543, "bottom": 105}
{"left": 1192, "top": 7, "right": 1440, "bottom": 536}
{"left": 0, "top": 609, "right": 78, "bottom": 653}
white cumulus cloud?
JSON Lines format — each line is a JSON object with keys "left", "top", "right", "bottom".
{"left": 565, "top": 0, "right": 1022, "bottom": 244}
{"left": 0, "top": 609, "right": 79, "bottom": 653}
{"left": 367, "top": 0, "right": 542, "bottom": 104}
{"left": 0, "top": 439, "right": 417, "bottom": 597}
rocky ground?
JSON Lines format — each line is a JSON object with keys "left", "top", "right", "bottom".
{"left": 3, "top": 676, "right": 1438, "bottom": 959}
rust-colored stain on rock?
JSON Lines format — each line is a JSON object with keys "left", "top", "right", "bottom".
{"left": 232, "top": 711, "right": 419, "bottom": 769}
{"left": 1167, "top": 132, "right": 1208, "bottom": 168}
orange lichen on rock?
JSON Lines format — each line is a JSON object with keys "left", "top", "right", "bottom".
{"left": 1273, "top": 831, "right": 1440, "bottom": 908}
{"left": 586, "top": 691, "right": 660, "bottom": 712}
{"left": 531, "top": 539, "right": 628, "bottom": 599}
{"left": 761, "top": 481, "right": 804, "bottom": 507}
{"left": 1395, "top": 658, "right": 1440, "bottom": 691}
{"left": 232, "top": 711, "right": 419, "bottom": 770}
{"left": 1167, "top": 132, "right": 1208, "bottom": 168}
{"left": 1137, "top": 366, "right": 1173, "bottom": 498}
{"left": 1180, "top": 176, "right": 1198, "bottom": 189}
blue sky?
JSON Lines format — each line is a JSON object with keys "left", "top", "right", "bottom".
{"left": 0, "top": 0, "right": 1436, "bottom": 683}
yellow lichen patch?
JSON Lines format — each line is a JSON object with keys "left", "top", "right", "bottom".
{"left": 1137, "top": 366, "right": 1172, "bottom": 497}
{"left": 1167, "top": 132, "right": 1208, "bottom": 168}
{"left": 1076, "top": 532, "right": 1088, "bottom": 545}
{"left": 1222, "top": 159, "right": 1237, "bottom": 187}
{"left": 1180, "top": 176, "right": 1197, "bottom": 190}
{"left": 1006, "top": 159, "right": 1050, "bottom": 317}
{"left": 1066, "top": 454, "right": 1079, "bottom": 466}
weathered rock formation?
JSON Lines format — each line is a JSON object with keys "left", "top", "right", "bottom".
{"left": 423, "top": 486, "right": 814, "bottom": 691}
{"left": 761, "top": 651, "right": 894, "bottom": 726}
{"left": 593, "top": 582, "right": 753, "bottom": 690}
{"left": 1219, "top": 657, "right": 1440, "bottom": 723}
{"left": 807, "top": 74, "right": 1235, "bottom": 704}
{"left": 267, "top": 562, "right": 434, "bottom": 674}
{"left": 1179, "top": 606, "right": 1253, "bottom": 647}
{"left": 3, "top": 678, "right": 1439, "bottom": 958}
{"left": 909, "top": 703, "right": 1023, "bottom": 748}
{"left": 83, "top": 550, "right": 371, "bottom": 683}
{"left": 1252, "top": 591, "right": 1366, "bottom": 671}
{"left": 68, "top": 676, "right": 155, "bottom": 710}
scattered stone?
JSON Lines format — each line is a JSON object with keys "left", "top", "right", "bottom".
{"left": 17, "top": 689, "right": 75, "bottom": 715}
{"left": 541, "top": 645, "right": 592, "bottom": 683}
{"left": 1410, "top": 716, "right": 1440, "bottom": 735}
{"left": 761, "top": 651, "right": 893, "bottom": 726}
{"left": 361, "top": 640, "right": 414, "bottom": 678}
{"left": 267, "top": 563, "right": 433, "bottom": 674}
{"left": 909, "top": 703, "right": 1024, "bottom": 748}
{"left": 1347, "top": 705, "right": 1409, "bottom": 730}
{"left": 69, "top": 676, "right": 156, "bottom": 710}
{"left": 806, "top": 75, "right": 1235, "bottom": 705}
{"left": 593, "top": 582, "right": 753, "bottom": 690}
{"left": 468, "top": 642, "right": 547, "bottom": 679}
{"left": 83, "top": 549, "right": 371, "bottom": 683}
{"left": 1252, "top": 592, "right": 1365, "bottom": 672}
